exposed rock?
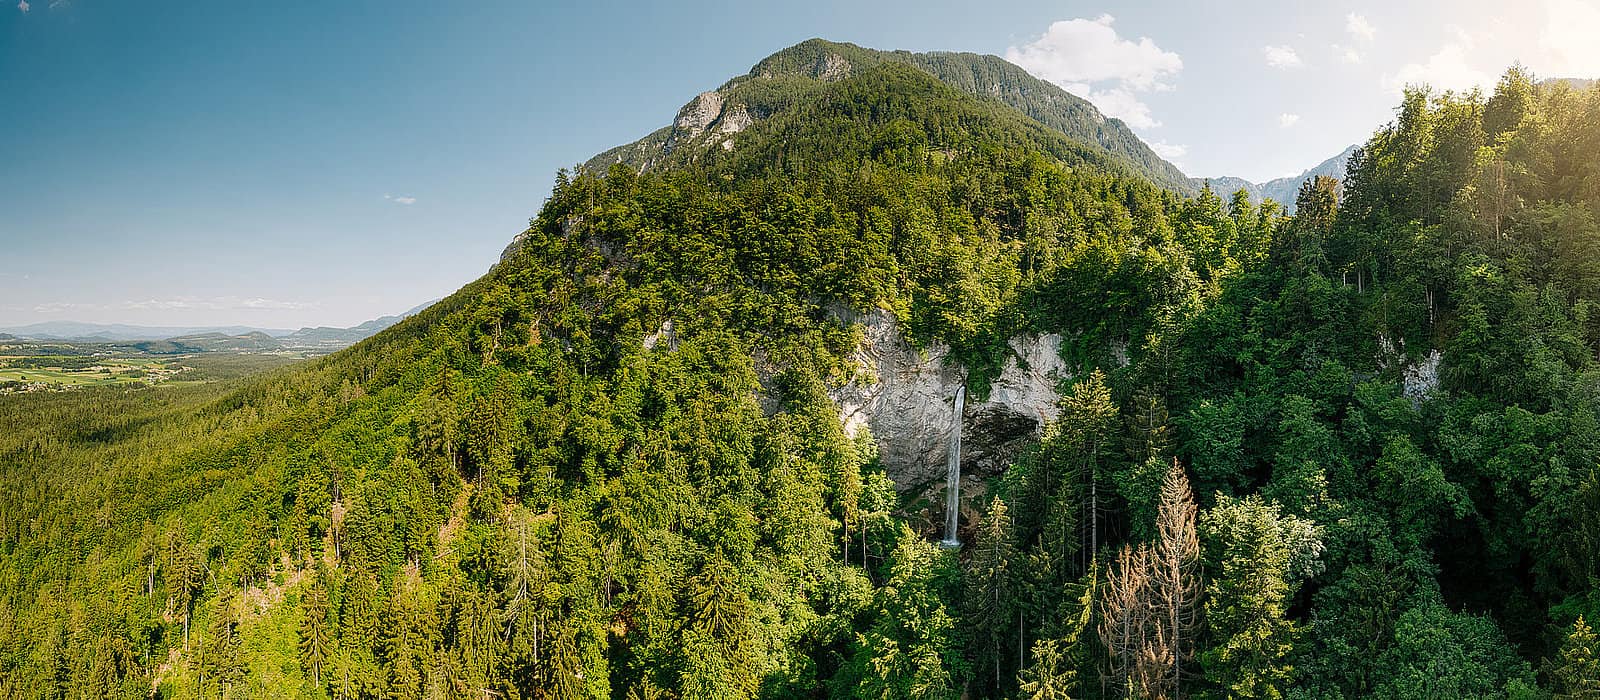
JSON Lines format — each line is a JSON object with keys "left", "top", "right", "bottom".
{"left": 829, "top": 309, "right": 1068, "bottom": 491}
{"left": 1378, "top": 334, "right": 1444, "bottom": 404}
{"left": 664, "top": 91, "right": 725, "bottom": 154}
{"left": 643, "top": 319, "right": 678, "bottom": 352}
{"left": 816, "top": 52, "right": 851, "bottom": 81}
{"left": 715, "top": 104, "right": 754, "bottom": 150}
{"left": 1402, "top": 349, "right": 1443, "bottom": 402}
{"left": 1110, "top": 339, "right": 1130, "bottom": 368}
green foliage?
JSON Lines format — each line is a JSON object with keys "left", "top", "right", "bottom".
{"left": 1198, "top": 495, "right": 1322, "bottom": 698}
{"left": 4, "top": 57, "right": 1600, "bottom": 700}
{"left": 1550, "top": 616, "right": 1600, "bottom": 699}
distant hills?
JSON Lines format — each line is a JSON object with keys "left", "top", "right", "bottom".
{"left": 0, "top": 321, "right": 293, "bottom": 342}
{"left": 1196, "top": 144, "right": 1359, "bottom": 213}
{"left": 0, "top": 300, "right": 437, "bottom": 352}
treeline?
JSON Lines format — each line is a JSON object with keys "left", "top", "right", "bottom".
{"left": 2, "top": 62, "right": 1600, "bottom": 699}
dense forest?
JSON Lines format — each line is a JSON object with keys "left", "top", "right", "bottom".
{"left": 4, "top": 52, "right": 1600, "bottom": 699}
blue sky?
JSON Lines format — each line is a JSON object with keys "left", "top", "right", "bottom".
{"left": 3, "top": 0, "right": 1597, "bottom": 328}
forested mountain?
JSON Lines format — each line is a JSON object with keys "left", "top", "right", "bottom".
{"left": 4, "top": 51, "right": 1600, "bottom": 700}
{"left": 584, "top": 39, "right": 1197, "bottom": 194}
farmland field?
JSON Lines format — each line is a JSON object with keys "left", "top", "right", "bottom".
{"left": 0, "top": 351, "right": 299, "bottom": 393}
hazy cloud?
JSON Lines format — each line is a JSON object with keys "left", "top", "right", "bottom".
{"left": 383, "top": 193, "right": 417, "bottom": 205}
{"left": 1334, "top": 44, "right": 1363, "bottom": 64}
{"left": 1148, "top": 140, "right": 1188, "bottom": 160}
{"left": 1346, "top": 13, "right": 1377, "bottom": 42}
{"left": 1543, "top": 0, "right": 1600, "bottom": 75}
{"left": 1263, "top": 45, "right": 1303, "bottom": 69}
{"left": 1386, "top": 0, "right": 1600, "bottom": 95}
{"left": 1006, "top": 15, "right": 1182, "bottom": 129}
{"left": 1280, "top": 113, "right": 1301, "bottom": 128}
{"left": 1385, "top": 25, "right": 1495, "bottom": 93}
{"left": 33, "top": 297, "right": 320, "bottom": 313}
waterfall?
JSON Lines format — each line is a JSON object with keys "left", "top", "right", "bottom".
{"left": 941, "top": 385, "right": 965, "bottom": 548}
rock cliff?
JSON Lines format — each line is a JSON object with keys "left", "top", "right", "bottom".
{"left": 828, "top": 309, "right": 1069, "bottom": 491}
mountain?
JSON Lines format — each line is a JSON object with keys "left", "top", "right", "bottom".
{"left": 121, "top": 331, "right": 285, "bottom": 354}
{"left": 0, "top": 321, "right": 294, "bottom": 342}
{"left": 277, "top": 300, "right": 438, "bottom": 350}
{"left": 584, "top": 38, "right": 1196, "bottom": 194}
{"left": 6, "top": 48, "right": 1600, "bottom": 699}
{"left": 1196, "top": 143, "right": 1359, "bottom": 212}
{"left": 1, "top": 301, "right": 437, "bottom": 350}
{"left": 1544, "top": 77, "right": 1596, "bottom": 90}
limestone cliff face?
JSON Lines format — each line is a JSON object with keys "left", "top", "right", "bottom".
{"left": 829, "top": 309, "right": 1068, "bottom": 491}
{"left": 663, "top": 92, "right": 725, "bottom": 154}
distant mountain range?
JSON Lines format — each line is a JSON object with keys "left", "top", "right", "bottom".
{"left": 0, "top": 301, "right": 437, "bottom": 351}
{"left": 0, "top": 322, "right": 295, "bottom": 341}
{"left": 1196, "top": 144, "right": 1359, "bottom": 213}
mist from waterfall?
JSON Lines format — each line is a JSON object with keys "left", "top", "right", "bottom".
{"left": 941, "top": 384, "right": 965, "bottom": 548}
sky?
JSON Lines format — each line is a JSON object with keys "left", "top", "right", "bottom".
{"left": 3, "top": 0, "right": 1598, "bottom": 328}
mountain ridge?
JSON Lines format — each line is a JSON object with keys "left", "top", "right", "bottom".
{"left": 1196, "top": 144, "right": 1359, "bottom": 212}
{"left": 583, "top": 38, "right": 1197, "bottom": 194}
{"left": 1, "top": 300, "right": 438, "bottom": 345}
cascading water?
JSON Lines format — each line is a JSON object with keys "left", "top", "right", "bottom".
{"left": 941, "top": 385, "right": 965, "bottom": 548}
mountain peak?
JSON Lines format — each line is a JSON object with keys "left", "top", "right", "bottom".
{"left": 581, "top": 39, "right": 1195, "bottom": 194}
{"left": 1196, "top": 143, "right": 1359, "bottom": 212}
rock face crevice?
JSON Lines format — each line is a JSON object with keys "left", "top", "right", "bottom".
{"left": 828, "top": 309, "right": 1069, "bottom": 491}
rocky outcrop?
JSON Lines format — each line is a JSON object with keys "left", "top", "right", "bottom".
{"left": 663, "top": 92, "right": 725, "bottom": 155}
{"left": 643, "top": 319, "right": 678, "bottom": 352}
{"left": 1379, "top": 334, "right": 1444, "bottom": 404}
{"left": 1402, "top": 349, "right": 1443, "bottom": 402}
{"left": 829, "top": 309, "right": 1069, "bottom": 491}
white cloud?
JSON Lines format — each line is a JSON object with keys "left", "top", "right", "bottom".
{"left": 1543, "top": 0, "right": 1600, "bottom": 75}
{"left": 1263, "top": 45, "right": 1303, "bottom": 69}
{"left": 383, "top": 193, "right": 417, "bottom": 205}
{"left": 1148, "top": 140, "right": 1187, "bottom": 160}
{"left": 1082, "top": 87, "right": 1163, "bottom": 129}
{"left": 1385, "top": 1, "right": 1600, "bottom": 95}
{"left": 1384, "top": 25, "right": 1495, "bottom": 93}
{"left": 17, "top": 0, "right": 27, "bottom": 13}
{"left": 1333, "top": 44, "right": 1363, "bottom": 64}
{"left": 1279, "top": 113, "right": 1301, "bottom": 128}
{"left": 1005, "top": 15, "right": 1182, "bottom": 129}
{"left": 1346, "top": 13, "right": 1377, "bottom": 42}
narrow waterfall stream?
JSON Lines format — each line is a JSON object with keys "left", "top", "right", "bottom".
{"left": 941, "top": 385, "right": 965, "bottom": 548}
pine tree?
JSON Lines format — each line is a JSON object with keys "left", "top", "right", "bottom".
{"left": 965, "top": 497, "right": 1017, "bottom": 693}
{"left": 1550, "top": 616, "right": 1600, "bottom": 699}
{"left": 1099, "top": 543, "right": 1159, "bottom": 697}
{"left": 166, "top": 534, "right": 203, "bottom": 648}
{"left": 1018, "top": 565, "right": 1095, "bottom": 700}
{"left": 1098, "top": 459, "right": 1200, "bottom": 700}
{"left": 301, "top": 574, "right": 331, "bottom": 688}
{"left": 1017, "top": 637, "right": 1076, "bottom": 700}
{"left": 1153, "top": 458, "right": 1200, "bottom": 695}
{"left": 1199, "top": 496, "right": 1318, "bottom": 698}
{"left": 200, "top": 592, "right": 242, "bottom": 696}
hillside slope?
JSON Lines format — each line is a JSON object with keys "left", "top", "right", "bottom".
{"left": 4, "top": 58, "right": 1600, "bottom": 700}
{"left": 584, "top": 38, "right": 1197, "bottom": 194}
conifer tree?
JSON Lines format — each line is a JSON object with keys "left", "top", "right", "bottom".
{"left": 1551, "top": 616, "right": 1600, "bottom": 699}
{"left": 965, "top": 497, "right": 1017, "bottom": 693}
{"left": 301, "top": 574, "right": 332, "bottom": 688}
